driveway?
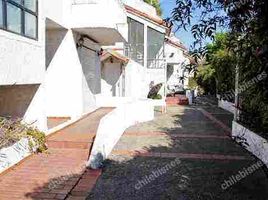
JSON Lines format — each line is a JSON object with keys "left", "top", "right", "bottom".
{"left": 87, "top": 102, "right": 268, "bottom": 200}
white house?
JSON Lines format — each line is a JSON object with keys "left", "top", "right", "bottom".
{"left": 43, "top": 0, "right": 128, "bottom": 129}
{"left": 0, "top": 0, "right": 47, "bottom": 130}
{"left": 100, "top": 0, "right": 169, "bottom": 101}
{"left": 0, "top": 0, "right": 128, "bottom": 131}
{"left": 165, "top": 34, "right": 192, "bottom": 94}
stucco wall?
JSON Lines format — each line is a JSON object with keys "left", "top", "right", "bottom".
{"left": 70, "top": 0, "right": 126, "bottom": 30}
{"left": 45, "top": 30, "right": 84, "bottom": 118}
{"left": 101, "top": 62, "right": 122, "bottom": 97}
{"left": 124, "top": 60, "right": 148, "bottom": 98}
{"left": 78, "top": 46, "right": 101, "bottom": 114}
{"left": 45, "top": 29, "right": 102, "bottom": 118}
{"left": 165, "top": 42, "right": 190, "bottom": 89}
{"left": 0, "top": 84, "right": 47, "bottom": 131}
{"left": 0, "top": 1, "right": 45, "bottom": 85}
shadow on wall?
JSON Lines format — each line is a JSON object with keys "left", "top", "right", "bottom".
{"left": 77, "top": 40, "right": 101, "bottom": 95}
{"left": 45, "top": 19, "right": 68, "bottom": 70}
{"left": 0, "top": 84, "right": 39, "bottom": 118}
{"left": 166, "top": 64, "right": 174, "bottom": 81}
{"left": 101, "top": 61, "right": 122, "bottom": 96}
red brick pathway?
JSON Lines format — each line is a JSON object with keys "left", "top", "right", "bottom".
{"left": 0, "top": 108, "right": 113, "bottom": 200}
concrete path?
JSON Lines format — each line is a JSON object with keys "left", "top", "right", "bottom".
{"left": 88, "top": 103, "right": 268, "bottom": 200}
{"left": 0, "top": 108, "right": 113, "bottom": 200}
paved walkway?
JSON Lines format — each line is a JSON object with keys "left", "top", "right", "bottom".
{"left": 0, "top": 108, "right": 113, "bottom": 200}
{"left": 88, "top": 102, "right": 268, "bottom": 200}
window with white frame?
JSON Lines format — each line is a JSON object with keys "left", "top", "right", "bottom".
{"left": 0, "top": 0, "right": 38, "bottom": 39}
{"left": 147, "top": 27, "right": 165, "bottom": 68}
{"left": 126, "top": 17, "right": 144, "bottom": 66}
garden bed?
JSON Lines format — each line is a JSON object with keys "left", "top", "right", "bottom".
{"left": 232, "top": 121, "right": 268, "bottom": 167}
{"left": 0, "top": 117, "right": 46, "bottom": 174}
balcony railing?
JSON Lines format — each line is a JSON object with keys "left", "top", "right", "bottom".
{"left": 124, "top": 43, "right": 166, "bottom": 69}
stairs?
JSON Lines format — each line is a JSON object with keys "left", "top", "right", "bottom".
{"left": 166, "top": 95, "right": 189, "bottom": 105}
{"left": 46, "top": 108, "right": 114, "bottom": 151}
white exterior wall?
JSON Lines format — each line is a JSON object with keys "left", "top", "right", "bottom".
{"left": 89, "top": 98, "right": 155, "bottom": 168}
{"left": 114, "top": 9, "right": 167, "bottom": 99}
{"left": 0, "top": 1, "right": 45, "bottom": 85}
{"left": 232, "top": 121, "right": 268, "bottom": 167}
{"left": 101, "top": 62, "right": 123, "bottom": 97}
{"left": 45, "top": 29, "right": 102, "bottom": 119}
{"left": 43, "top": 0, "right": 127, "bottom": 122}
{"left": 218, "top": 99, "right": 235, "bottom": 114}
{"left": 0, "top": 0, "right": 47, "bottom": 131}
{"left": 124, "top": 60, "right": 148, "bottom": 98}
{"left": 165, "top": 42, "right": 190, "bottom": 89}
{"left": 45, "top": 30, "right": 83, "bottom": 118}
{"left": 122, "top": 0, "right": 158, "bottom": 16}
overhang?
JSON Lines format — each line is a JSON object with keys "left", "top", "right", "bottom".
{"left": 73, "top": 27, "right": 126, "bottom": 46}
{"left": 101, "top": 50, "right": 129, "bottom": 64}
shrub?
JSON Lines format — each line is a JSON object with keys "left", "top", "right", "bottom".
{"left": 0, "top": 117, "right": 47, "bottom": 152}
{"left": 152, "top": 94, "right": 162, "bottom": 100}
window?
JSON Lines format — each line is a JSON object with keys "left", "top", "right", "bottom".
{"left": 147, "top": 27, "right": 165, "bottom": 68}
{"left": 127, "top": 17, "right": 144, "bottom": 66}
{"left": 0, "top": 0, "right": 38, "bottom": 39}
{"left": 0, "top": 1, "right": 3, "bottom": 27}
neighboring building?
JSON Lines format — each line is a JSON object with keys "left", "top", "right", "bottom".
{"left": 165, "top": 34, "right": 191, "bottom": 93}
{"left": 102, "top": 0, "right": 169, "bottom": 100}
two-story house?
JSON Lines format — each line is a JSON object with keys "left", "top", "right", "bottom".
{"left": 0, "top": 0, "right": 128, "bottom": 131}
{"left": 99, "top": 0, "right": 169, "bottom": 102}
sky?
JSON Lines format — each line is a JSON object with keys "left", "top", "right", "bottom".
{"left": 159, "top": 0, "right": 226, "bottom": 49}
{"left": 160, "top": 0, "right": 194, "bottom": 48}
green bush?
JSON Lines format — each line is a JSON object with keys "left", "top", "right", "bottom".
{"left": 188, "top": 77, "right": 198, "bottom": 90}
{"left": 152, "top": 94, "right": 162, "bottom": 100}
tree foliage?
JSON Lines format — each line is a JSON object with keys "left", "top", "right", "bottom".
{"left": 169, "top": 0, "right": 268, "bottom": 134}
{"left": 206, "top": 33, "right": 235, "bottom": 100}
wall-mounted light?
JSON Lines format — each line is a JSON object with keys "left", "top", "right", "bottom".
{"left": 169, "top": 53, "right": 174, "bottom": 58}
{"left": 97, "top": 48, "right": 104, "bottom": 56}
{"left": 77, "top": 36, "right": 84, "bottom": 48}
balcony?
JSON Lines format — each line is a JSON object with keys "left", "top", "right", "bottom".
{"left": 70, "top": 0, "right": 128, "bottom": 45}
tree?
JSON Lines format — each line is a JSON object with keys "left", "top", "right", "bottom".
{"left": 168, "top": 0, "right": 268, "bottom": 134}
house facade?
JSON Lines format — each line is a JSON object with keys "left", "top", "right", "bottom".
{"left": 44, "top": 0, "right": 128, "bottom": 127}
{"left": 165, "top": 34, "right": 191, "bottom": 93}
{"left": 100, "top": 0, "right": 169, "bottom": 101}
{"left": 0, "top": 0, "right": 47, "bottom": 130}
{"left": 0, "top": 0, "right": 189, "bottom": 132}
{"left": 0, "top": 0, "right": 128, "bottom": 131}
